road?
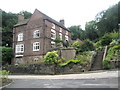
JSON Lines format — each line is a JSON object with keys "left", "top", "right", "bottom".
{"left": 2, "top": 70, "right": 120, "bottom": 89}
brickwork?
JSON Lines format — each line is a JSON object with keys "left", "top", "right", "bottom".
{"left": 13, "top": 9, "right": 72, "bottom": 64}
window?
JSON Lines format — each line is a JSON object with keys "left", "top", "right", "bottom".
{"left": 60, "top": 28, "right": 62, "bottom": 33}
{"left": 65, "top": 35, "right": 69, "bottom": 41}
{"left": 51, "top": 29, "right": 56, "bottom": 40}
{"left": 59, "top": 33, "right": 62, "bottom": 40}
{"left": 33, "top": 30, "right": 40, "bottom": 38}
{"left": 18, "top": 33, "right": 23, "bottom": 41}
{"left": 52, "top": 23, "right": 55, "bottom": 29}
{"left": 66, "top": 31, "right": 68, "bottom": 35}
{"left": 51, "top": 41, "right": 55, "bottom": 48}
{"left": 33, "top": 42, "right": 40, "bottom": 51}
{"left": 16, "top": 44, "right": 24, "bottom": 53}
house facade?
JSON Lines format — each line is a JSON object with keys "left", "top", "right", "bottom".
{"left": 13, "top": 9, "right": 71, "bottom": 64}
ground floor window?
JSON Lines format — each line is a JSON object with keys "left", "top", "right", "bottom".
{"left": 33, "top": 42, "right": 40, "bottom": 51}
{"left": 51, "top": 41, "right": 55, "bottom": 48}
{"left": 16, "top": 44, "right": 24, "bottom": 53}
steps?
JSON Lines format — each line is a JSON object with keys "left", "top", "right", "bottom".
{"left": 90, "top": 51, "right": 104, "bottom": 71}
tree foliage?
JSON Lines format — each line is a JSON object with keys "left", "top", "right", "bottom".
{"left": 68, "top": 25, "right": 86, "bottom": 40}
{"left": 2, "top": 10, "right": 32, "bottom": 47}
{"left": 69, "top": 2, "right": 119, "bottom": 42}
{"left": 0, "top": 47, "right": 13, "bottom": 65}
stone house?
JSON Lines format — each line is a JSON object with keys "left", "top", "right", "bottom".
{"left": 13, "top": 9, "right": 71, "bottom": 64}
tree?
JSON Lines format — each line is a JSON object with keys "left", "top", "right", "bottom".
{"left": 2, "top": 10, "right": 32, "bottom": 47}
{"left": 68, "top": 25, "right": 85, "bottom": 40}
{"left": 85, "top": 20, "right": 99, "bottom": 41}
{"left": 95, "top": 3, "right": 119, "bottom": 36}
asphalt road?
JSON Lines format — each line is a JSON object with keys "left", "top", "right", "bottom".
{"left": 2, "top": 70, "right": 120, "bottom": 89}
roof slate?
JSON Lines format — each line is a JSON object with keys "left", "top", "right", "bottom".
{"left": 14, "top": 19, "right": 29, "bottom": 27}
{"left": 14, "top": 9, "right": 70, "bottom": 31}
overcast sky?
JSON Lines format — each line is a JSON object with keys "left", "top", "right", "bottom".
{"left": 1, "top": 0, "right": 119, "bottom": 29}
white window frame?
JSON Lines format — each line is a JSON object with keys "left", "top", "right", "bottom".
{"left": 51, "top": 29, "right": 56, "bottom": 40}
{"left": 18, "top": 33, "right": 23, "bottom": 41}
{"left": 33, "top": 30, "right": 40, "bottom": 38}
{"left": 52, "top": 23, "right": 55, "bottom": 29}
{"left": 16, "top": 44, "right": 24, "bottom": 53}
{"left": 51, "top": 41, "right": 55, "bottom": 48}
{"left": 33, "top": 42, "right": 40, "bottom": 51}
{"left": 60, "top": 28, "right": 62, "bottom": 33}
{"left": 59, "top": 33, "right": 62, "bottom": 40}
{"left": 66, "top": 31, "right": 68, "bottom": 35}
{"left": 65, "top": 35, "right": 69, "bottom": 41}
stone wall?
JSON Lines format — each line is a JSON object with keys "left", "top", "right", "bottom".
{"left": 3, "top": 64, "right": 88, "bottom": 75}
{"left": 59, "top": 48, "right": 76, "bottom": 60}
{"left": 50, "top": 47, "right": 76, "bottom": 61}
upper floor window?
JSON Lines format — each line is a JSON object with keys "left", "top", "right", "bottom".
{"left": 60, "top": 28, "right": 62, "bottom": 33}
{"left": 18, "top": 33, "right": 23, "bottom": 41}
{"left": 52, "top": 23, "right": 55, "bottom": 29}
{"left": 33, "top": 42, "right": 40, "bottom": 51}
{"left": 65, "top": 35, "right": 69, "bottom": 41}
{"left": 16, "top": 44, "right": 24, "bottom": 53}
{"left": 51, "top": 29, "right": 56, "bottom": 40}
{"left": 59, "top": 33, "right": 62, "bottom": 40}
{"left": 66, "top": 31, "right": 68, "bottom": 35}
{"left": 33, "top": 30, "right": 40, "bottom": 38}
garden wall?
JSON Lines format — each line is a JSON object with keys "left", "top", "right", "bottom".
{"left": 2, "top": 64, "right": 89, "bottom": 75}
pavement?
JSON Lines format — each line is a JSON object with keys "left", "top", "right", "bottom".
{"left": 2, "top": 70, "right": 120, "bottom": 89}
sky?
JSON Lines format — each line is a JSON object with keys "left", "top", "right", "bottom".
{"left": 1, "top": 0, "right": 119, "bottom": 29}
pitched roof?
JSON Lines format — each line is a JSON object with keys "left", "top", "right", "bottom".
{"left": 36, "top": 10, "right": 69, "bottom": 31}
{"left": 14, "top": 9, "right": 70, "bottom": 31}
{"left": 14, "top": 19, "right": 29, "bottom": 27}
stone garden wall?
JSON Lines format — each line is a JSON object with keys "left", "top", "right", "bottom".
{"left": 3, "top": 64, "right": 89, "bottom": 75}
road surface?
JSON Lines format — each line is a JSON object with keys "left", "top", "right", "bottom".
{"left": 2, "top": 70, "right": 120, "bottom": 89}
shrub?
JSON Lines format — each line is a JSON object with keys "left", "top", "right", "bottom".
{"left": 95, "top": 32, "right": 119, "bottom": 47}
{"left": 44, "top": 51, "right": 59, "bottom": 64}
{"left": 80, "top": 39, "right": 95, "bottom": 52}
{"left": 110, "top": 39, "right": 119, "bottom": 46}
{"left": 103, "top": 60, "right": 110, "bottom": 69}
{"left": 104, "top": 44, "right": 120, "bottom": 61}
{"left": 71, "top": 41, "right": 83, "bottom": 54}
{"left": 0, "top": 70, "right": 10, "bottom": 79}
{"left": 54, "top": 37, "right": 63, "bottom": 47}
{"left": 0, "top": 47, "right": 13, "bottom": 65}
{"left": 59, "top": 59, "right": 83, "bottom": 67}
{"left": 72, "top": 40, "right": 95, "bottom": 54}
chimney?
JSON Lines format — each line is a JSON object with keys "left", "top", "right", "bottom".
{"left": 59, "top": 19, "right": 64, "bottom": 25}
{"left": 18, "top": 14, "right": 24, "bottom": 22}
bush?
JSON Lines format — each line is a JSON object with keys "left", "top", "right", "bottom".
{"left": 95, "top": 32, "right": 119, "bottom": 47}
{"left": 71, "top": 41, "right": 83, "bottom": 54}
{"left": 104, "top": 44, "right": 120, "bottom": 61}
{"left": 0, "top": 47, "right": 13, "bottom": 65}
{"left": 44, "top": 51, "right": 59, "bottom": 64}
{"left": 59, "top": 59, "right": 85, "bottom": 67}
{"left": 72, "top": 40, "right": 95, "bottom": 54}
{"left": 0, "top": 70, "right": 10, "bottom": 79}
{"left": 80, "top": 39, "right": 95, "bottom": 52}
{"left": 103, "top": 60, "right": 110, "bottom": 69}
{"left": 110, "top": 39, "right": 119, "bottom": 46}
